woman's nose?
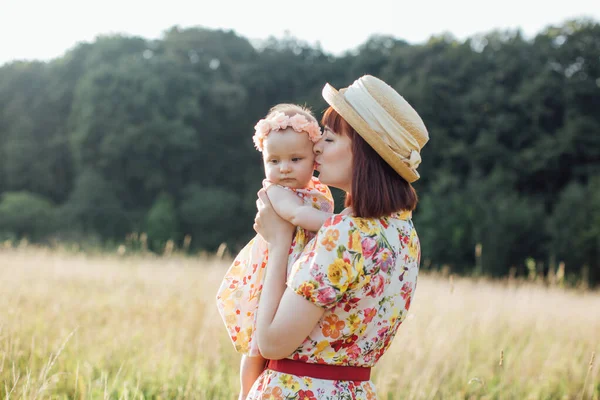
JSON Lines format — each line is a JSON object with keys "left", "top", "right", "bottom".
{"left": 313, "top": 141, "right": 323, "bottom": 155}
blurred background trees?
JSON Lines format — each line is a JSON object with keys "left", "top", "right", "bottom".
{"left": 0, "top": 20, "right": 598, "bottom": 285}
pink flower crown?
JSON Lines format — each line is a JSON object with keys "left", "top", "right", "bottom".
{"left": 252, "top": 111, "right": 323, "bottom": 152}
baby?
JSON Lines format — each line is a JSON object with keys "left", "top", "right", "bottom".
{"left": 216, "top": 104, "right": 335, "bottom": 398}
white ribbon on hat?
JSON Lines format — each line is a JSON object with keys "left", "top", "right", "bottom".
{"left": 343, "top": 79, "right": 422, "bottom": 170}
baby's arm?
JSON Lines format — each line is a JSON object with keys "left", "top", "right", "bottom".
{"left": 239, "top": 354, "right": 267, "bottom": 399}
{"left": 266, "top": 185, "right": 332, "bottom": 232}
{"left": 289, "top": 206, "right": 333, "bottom": 232}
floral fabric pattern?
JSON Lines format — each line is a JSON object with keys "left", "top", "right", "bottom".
{"left": 216, "top": 177, "right": 334, "bottom": 356}
{"left": 246, "top": 211, "right": 420, "bottom": 399}
{"left": 248, "top": 371, "right": 378, "bottom": 400}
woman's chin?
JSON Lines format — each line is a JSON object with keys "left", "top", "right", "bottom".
{"left": 315, "top": 171, "right": 326, "bottom": 183}
{"left": 319, "top": 177, "right": 335, "bottom": 188}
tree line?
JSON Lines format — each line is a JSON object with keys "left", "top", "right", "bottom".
{"left": 0, "top": 19, "right": 598, "bottom": 285}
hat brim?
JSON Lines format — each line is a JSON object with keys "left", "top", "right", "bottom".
{"left": 322, "top": 83, "right": 419, "bottom": 183}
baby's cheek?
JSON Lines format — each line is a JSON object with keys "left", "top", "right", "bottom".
{"left": 264, "top": 167, "right": 279, "bottom": 183}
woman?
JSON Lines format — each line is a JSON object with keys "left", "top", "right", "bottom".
{"left": 247, "top": 75, "right": 429, "bottom": 399}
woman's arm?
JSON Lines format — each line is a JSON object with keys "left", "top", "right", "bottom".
{"left": 255, "top": 244, "right": 325, "bottom": 359}
{"left": 238, "top": 354, "right": 267, "bottom": 400}
{"left": 253, "top": 190, "right": 325, "bottom": 360}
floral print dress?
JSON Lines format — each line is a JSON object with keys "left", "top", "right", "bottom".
{"left": 246, "top": 211, "right": 420, "bottom": 400}
{"left": 216, "top": 177, "right": 334, "bottom": 356}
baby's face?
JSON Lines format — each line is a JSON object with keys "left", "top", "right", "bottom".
{"left": 262, "top": 128, "right": 316, "bottom": 189}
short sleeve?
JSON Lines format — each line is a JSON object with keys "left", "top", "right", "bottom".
{"left": 287, "top": 214, "right": 363, "bottom": 309}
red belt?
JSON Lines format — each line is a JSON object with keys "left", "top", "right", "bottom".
{"left": 265, "top": 358, "right": 371, "bottom": 381}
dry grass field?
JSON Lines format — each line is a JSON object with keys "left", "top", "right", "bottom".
{"left": 1, "top": 246, "right": 599, "bottom": 399}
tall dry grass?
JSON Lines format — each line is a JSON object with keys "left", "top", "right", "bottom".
{"left": 0, "top": 246, "right": 598, "bottom": 399}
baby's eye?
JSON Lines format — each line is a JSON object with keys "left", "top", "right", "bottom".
{"left": 292, "top": 157, "right": 302, "bottom": 162}
{"left": 325, "top": 138, "right": 334, "bottom": 143}
{"left": 269, "top": 159, "right": 279, "bottom": 164}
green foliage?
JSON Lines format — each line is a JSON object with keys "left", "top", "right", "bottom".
{"left": 61, "top": 168, "right": 128, "bottom": 239}
{"left": 145, "top": 193, "right": 179, "bottom": 251}
{"left": 0, "top": 19, "right": 599, "bottom": 284}
{"left": 547, "top": 177, "right": 600, "bottom": 284}
{"left": 0, "top": 62, "right": 74, "bottom": 203}
{"left": 179, "top": 185, "right": 241, "bottom": 251}
{"left": 467, "top": 170, "right": 546, "bottom": 278}
{"left": 0, "top": 191, "right": 56, "bottom": 240}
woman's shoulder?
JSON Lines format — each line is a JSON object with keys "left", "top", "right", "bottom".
{"left": 344, "top": 210, "right": 412, "bottom": 223}
{"left": 320, "top": 213, "right": 353, "bottom": 230}
{"left": 319, "top": 210, "right": 414, "bottom": 235}
{"left": 329, "top": 212, "right": 413, "bottom": 237}
{"left": 318, "top": 214, "right": 378, "bottom": 239}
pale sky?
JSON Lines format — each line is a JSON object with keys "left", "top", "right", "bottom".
{"left": 1, "top": 0, "right": 599, "bottom": 65}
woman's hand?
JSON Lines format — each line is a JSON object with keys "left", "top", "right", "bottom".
{"left": 254, "top": 189, "right": 295, "bottom": 246}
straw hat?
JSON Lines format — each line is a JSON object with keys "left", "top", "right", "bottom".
{"left": 322, "top": 75, "right": 429, "bottom": 182}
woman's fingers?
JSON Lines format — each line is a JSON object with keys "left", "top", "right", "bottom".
{"left": 256, "top": 188, "right": 270, "bottom": 211}
{"left": 254, "top": 190, "right": 266, "bottom": 234}
{"left": 253, "top": 211, "right": 260, "bottom": 233}
{"left": 257, "top": 188, "right": 271, "bottom": 207}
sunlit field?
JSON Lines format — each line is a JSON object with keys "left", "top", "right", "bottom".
{"left": 1, "top": 246, "right": 599, "bottom": 399}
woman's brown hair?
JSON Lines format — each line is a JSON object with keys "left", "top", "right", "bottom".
{"left": 321, "top": 107, "right": 418, "bottom": 218}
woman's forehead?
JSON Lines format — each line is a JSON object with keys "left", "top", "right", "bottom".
{"left": 324, "top": 126, "right": 345, "bottom": 136}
